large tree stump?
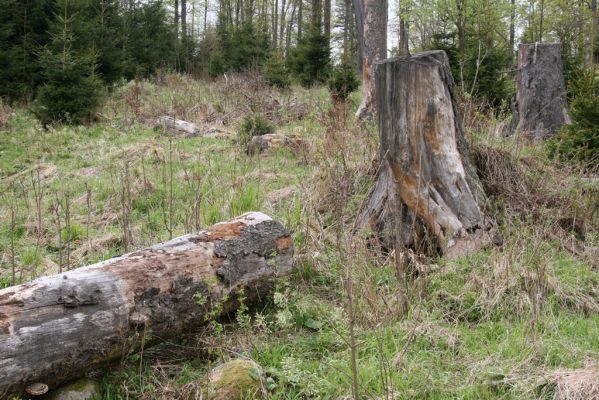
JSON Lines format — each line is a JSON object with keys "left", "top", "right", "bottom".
{"left": 358, "top": 51, "right": 493, "bottom": 257}
{"left": 511, "top": 43, "right": 571, "bottom": 138}
{"left": 0, "top": 212, "right": 293, "bottom": 397}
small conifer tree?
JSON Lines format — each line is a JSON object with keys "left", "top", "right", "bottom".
{"left": 34, "top": 0, "right": 102, "bottom": 125}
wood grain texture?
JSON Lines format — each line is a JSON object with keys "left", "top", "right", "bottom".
{"left": 0, "top": 212, "right": 293, "bottom": 397}
{"left": 358, "top": 51, "right": 493, "bottom": 257}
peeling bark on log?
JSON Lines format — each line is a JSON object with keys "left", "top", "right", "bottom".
{"left": 358, "top": 51, "right": 494, "bottom": 257}
{"left": 511, "top": 43, "right": 571, "bottom": 138}
{"left": 155, "top": 116, "right": 200, "bottom": 137}
{"left": 0, "top": 212, "right": 293, "bottom": 397}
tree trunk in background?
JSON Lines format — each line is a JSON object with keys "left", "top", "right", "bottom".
{"left": 398, "top": 16, "right": 409, "bottom": 56}
{"left": 511, "top": 43, "right": 571, "bottom": 138}
{"left": 510, "top": 0, "right": 516, "bottom": 61}
{"left": 324, "top": 0, "right": 331, "bottom": 39}
{"left": 539, "top": 0, "right": 544, "bottom": 42}
{"left": 358, "top": 51, "right": 494, "bottom": 257}
{"left": 175, "top": 0, "right": 180, "bottom": 38}
{"left": 312, "top": 0, "right": 322, "bottom": 29}
{"left": 298, "top": 0, "right": 303, "bottom": 39}
{"left": 182, "top": 0, "right": 187, "bottom": 38}
{"left": 354, "top": 0, "right": 387, "bottom": 120}
{"left": 0, "top": 213, "right": 294, "bottom": 397}
{"left": 274, "top": 0, "right": 279, "bottom": 47}
{"left": 592, "top": 0, "right": 598, "bottom": 64}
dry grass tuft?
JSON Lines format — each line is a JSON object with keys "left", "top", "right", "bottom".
{"left": 0, "top": 99, "right": 12, "bottom": 130}
{"left": 541, "top": 366, "right": 599, "bottom": 400}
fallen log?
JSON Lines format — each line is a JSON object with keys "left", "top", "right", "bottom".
{"left": 0, "top": 212, "right": 293, "bottom": 397}
{"left": 154, "top": 116, "right": 200, "bottom": 136}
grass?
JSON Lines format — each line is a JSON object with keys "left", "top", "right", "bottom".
{"left": 1, "top": 72, "right": 598, "bottom": 399}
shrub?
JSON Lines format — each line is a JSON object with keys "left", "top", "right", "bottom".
{"left": 288, "top": 26, "right": 330, "bottom": 86}
{"left": 548, "top": 96, "right": 599, "bottom": 167}
{"left": 237, "top": 114, "right": 274, "bottom": 145}
{"left": 327, "top": 60, "right": 359, "bottom": 102}
{"left": 208, "top": 51, "right": 227, "bottom": 77}
{"left": 263, "top": 53, "right": 290, "bottom": 88}
{"left": 548, "top": 69, "right": 599, "bottom": 168}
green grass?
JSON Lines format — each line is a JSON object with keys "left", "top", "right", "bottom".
{"left": 1, "top": 73, "right": 597, "bottom": 400}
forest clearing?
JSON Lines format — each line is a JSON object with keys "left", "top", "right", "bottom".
{"left": 1, "top": 0, "right": 599, "bottom": 399}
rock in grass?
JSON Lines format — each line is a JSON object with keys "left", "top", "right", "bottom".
{"left": 181, "top": 359, "right": 264, "bottom": 400}
{"left": 246, "top": 133, "right": 309, "bottom": 156}
{"left": 46, "top": 378, "right": 100, "bottom": 400}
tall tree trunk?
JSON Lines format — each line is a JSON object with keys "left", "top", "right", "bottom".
{"left": 280, "top": 0, "right": 287, "bottom": 50}
{"left": 354, "top": 0, "right": 387, "bottom": 120}
{"left": 358, "top": 51, "right": 494, "bottom": 257}
{"left": 0, "top": 213, "right": 293, "bottom": 397}
{"left": 274, "top": 0, "right": 279, "bottom": 47}
{"left": 509, "top": 0, "right": 515, "bottom": 61}
{"left": 312, "top": 0, "right": 322, "bottom": 29}
{"left": 203, "top": 0, "right": 208, "bottom": 37}
{"left": 175, "top": 0, "right": 180, "bottom": 38}
{"left": 343, "top": 0, "right": 350, "bottom": 55}
{"left": 398, "top": 1, "right": 409, "bottom": 56}
{"left": 298, "top": 0, "right": 303, "bottom": 39}
{"left": 182, "top": 0, "right": 187, "bottom": 38}
{"left": 511, "top": 43, "right": 571, "bottom": 138}
{"left": 324, "top": 0, "right": 331, "bottom": 39}
{"left": 539, "top": 0, "right": 544, "bottom": 42}
{"left": 592, "top": 0, "right": 598, "bottom": 65}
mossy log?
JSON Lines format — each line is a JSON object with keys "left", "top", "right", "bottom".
{"left": 0, "top": 212, "right": 293, "bottom": 397}
{"left": 358, "top": 51, "right": 494, "bottom": 257}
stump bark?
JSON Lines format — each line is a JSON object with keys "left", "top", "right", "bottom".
{"left": 511, "top": 43, "right": 571, "bottom": 138}
{"left": 358, "top": 51, "right": 493, "bottom": 257}
{"left": 0, "top": 212, "right": 293, "bottom": 397}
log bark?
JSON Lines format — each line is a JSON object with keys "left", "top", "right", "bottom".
{"left": 154, "top": 116, "right": 200, "bottom": 137}
{"left": 0, "top": 212, "right": 293, "bottom": 397}
{"left": 358, "top": 51, "right": 494, "bottom": 257}
{"left": 511, "top": 43, "right": 571, "bottom": 138}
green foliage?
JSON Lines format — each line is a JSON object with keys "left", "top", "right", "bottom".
{"left": 327, "top": 60, "right": 359, "bottom": 101}
{"left": 263, "top": 53, "right": 290, "bottom": 88}
{"left": 208, "top": 50, "right": 228, "bottom": 77}
{"left": 429, "top": 33, "right": 512, "bottom": 108}
{"left": 33, "top": 2, "right": 103, "bottom": 125}
{"left": 548, "top": 95, "right": 599, "bottom": 167}
{"left": 237, "top": 114, "right": 274, "bottom": 145}
{"left": 207, "top": 21, "right": 270, "bottom": 76}
{"left": 0, "top": 0, "right": 54, "bottom": 101}
{"left": 548, "top": 68, "right": 599, "bottom": 167}
{"left": 288, "top": 27, "right": 330, "bottom": 86}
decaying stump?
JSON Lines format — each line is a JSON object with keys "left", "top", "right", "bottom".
{"left": 511, "top": 43, "right": 571, "bottom": 138}
{"left": 358, "top": 51, "right": 494, "bottom": 257}
{"left": 0, "top": 212, "right": 293, "bottom": 397}
{"left": 155, "top": 116, "right": 200, "bottom": 136}
{"left": 246, "top": 134, "right": 309, "bottom": 156}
